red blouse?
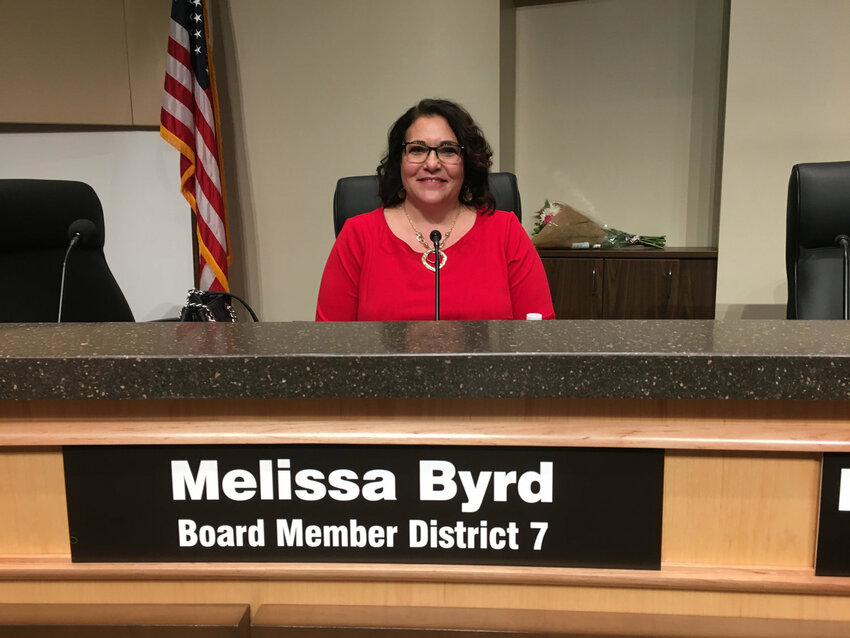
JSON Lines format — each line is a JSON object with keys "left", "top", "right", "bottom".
{"left": 316, "top": 208, "right": 555, "bottom": 321}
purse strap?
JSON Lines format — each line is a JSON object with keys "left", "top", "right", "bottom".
{"left": 182, "top": 289, "right": 260, "bottom": 322}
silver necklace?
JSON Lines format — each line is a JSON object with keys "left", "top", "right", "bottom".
{"left": 403, "top": 204, "right": 462, "bottom": 272}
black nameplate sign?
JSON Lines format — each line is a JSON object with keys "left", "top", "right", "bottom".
{"left": 816, "top": 452, "right": 850, "bottom": 576}
{"left": 63, "top": 444, "right": 663, "bottom": 569}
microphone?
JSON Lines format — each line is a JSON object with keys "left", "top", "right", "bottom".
{"left": 430, "top": 230, "right": 442, "bottom": 321}
{"left": 68, "top": 218, "right": 98, "bottom": 247}
{"left": 58, "top": 219, "right": 98, "bottom": 322}
{"left": 837, "top": 235, "right": 850, "bottom": 320}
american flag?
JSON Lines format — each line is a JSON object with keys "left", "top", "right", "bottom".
{"left": 160, "top": 0, "right": 230, "bottom": 292}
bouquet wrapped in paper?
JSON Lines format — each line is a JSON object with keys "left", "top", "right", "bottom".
{"left": 530, "top": 200, "right": 665, "bottom": 249}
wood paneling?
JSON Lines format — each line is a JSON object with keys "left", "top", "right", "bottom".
{"left": 0, "top": 397, "right": 848, "bottom": 622}
{"left": 252, "top": 603, "right": 850, "bottom": 637}
{"left": 0, "top": 603, "right": 249, "bottom": 638}
{"left": 662, "top": 452, "right": 821, "bottom": 567}
{"left": 0, "top": 449, "right": 69, "bottom": 554}
{"left": 0, "top": 449, "right": 827, "bottom": 580}
{"left": 125, "top": 0, "right": 172, "bottom": 126}
{"left": 0, "top": 0, "right": 131, "bottom": 124}
{"left": 0, "top": 0, "right": 170, "bottom": 126}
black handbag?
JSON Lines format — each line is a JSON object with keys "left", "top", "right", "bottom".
{"left": 178, "top": 289, "right": 259, "bottom": 322}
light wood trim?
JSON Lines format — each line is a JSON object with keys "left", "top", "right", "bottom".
{"left": 253, "top": 602, "right": 850, "bottom": 637}
{"left": 662, "top": 452, "right": 821, "bottom": 567}
{"left": 1, "top": 555, "right": 849, "bottom": 596}
{"left": 1, "top": 398, "right": 850, "bottom": 451}
{"left": 0, "top": 450, "right": 69, "bottom": 554}
{"left": 0, "top": 602, "right": 249, "bottom": 626}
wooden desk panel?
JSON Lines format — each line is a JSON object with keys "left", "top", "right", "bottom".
{"left": 0, "top": 396, "right": 848, "bottom": 623}
{"left": 662, "top": 451, "right": 821, "bottom": 568}
{"left": 0, "top": 450, "right": 826, "bottom": 575}
{"left": 252, "top": 603, "right": 850, "bottom": 637}
{"left": 0, "top": 449, "right": 69, "bottom": 555}
{"left": 0, "top": 603, "right": 249, "bottom": 638}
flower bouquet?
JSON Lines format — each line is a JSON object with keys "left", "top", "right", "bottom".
{"left": 531, "top": 200, "right": 559, "bottom": 237}
{"left": 600, "top": 227, "right": 666, "bottom": 249}
{"left": 531, "top": 200, "right": 665, "bottom": 249}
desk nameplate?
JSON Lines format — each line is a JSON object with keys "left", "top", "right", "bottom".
{"left": 817, "top": 453, "right": 850, "bottom": 576}
{"left": 63, "top": 444, "right": 663, "bottom": 569}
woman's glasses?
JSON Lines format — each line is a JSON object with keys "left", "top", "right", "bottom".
{"left": 402, "top": 141, "right": 464, "bottom": 165}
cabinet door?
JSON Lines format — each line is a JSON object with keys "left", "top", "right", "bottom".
{"left": 674, "top": 259, "right": 718, "bottom": 319}
{"left": 603, "top": 259, "right": 679, "bottom": 319}
{"left": 540, "top": 258, "right": 604, "bottom": 319}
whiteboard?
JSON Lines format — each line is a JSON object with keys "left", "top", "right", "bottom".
{"left": 0, "top": 130, "right": 194, "bottom": 321}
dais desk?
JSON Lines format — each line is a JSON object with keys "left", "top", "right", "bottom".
{"left": 1, "top": 320, "right": 850, "bottom": 626}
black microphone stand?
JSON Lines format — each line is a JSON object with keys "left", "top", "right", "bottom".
{"left": 58, "top": 219, "right": 98, "bottom": 322}
{"left": 430, "top": 230, "right": 442, "bottom": 321}
{"left": 837, "top": 234, "right": 850, "bottom": 320}
{"left": 57, "top": 233, "right": 83, "bottom": 323}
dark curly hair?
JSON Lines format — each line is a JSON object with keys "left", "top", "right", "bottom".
{"left": 377, "top": 98, "right": 495, "bottom": 214}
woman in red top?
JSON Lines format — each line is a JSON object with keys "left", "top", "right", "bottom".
{"left": 316, "top": 98, "right": 554, "bottom": 321}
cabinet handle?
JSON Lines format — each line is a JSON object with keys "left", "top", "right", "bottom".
{"left": 591, "top": 268, "right": 598, "bottom": 295}
{"left": 666, "top": 270, "right": 673, "bottom": 298}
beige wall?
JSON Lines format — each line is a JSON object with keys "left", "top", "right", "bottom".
{"left": 716, "top": 0, "right": 850, "bottom": 319}
{"left": 216, "top": 0, "right": 502, "bottom": 321}
{"left": 0, "top": 0, "right": 168, "bottom": 126}
{"left": 515, "top": 0, "right": 725, "bottom": 247}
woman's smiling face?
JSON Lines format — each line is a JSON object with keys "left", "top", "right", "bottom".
{"left": 400, "top": 115, "right": 464, "bottom": 212}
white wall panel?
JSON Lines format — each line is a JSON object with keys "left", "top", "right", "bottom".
{"left": 0, "top": 131, "right": 193, "bottom": 321}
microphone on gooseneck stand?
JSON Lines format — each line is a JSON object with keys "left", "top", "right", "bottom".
{"left": 836, "top": 234, "right": 850, "bottom": 320}
{"left": 430, "top": 230, "right": 442, "bottom": 321}
{"left": 58, "top": 219, "right": 98, "bottom": 322}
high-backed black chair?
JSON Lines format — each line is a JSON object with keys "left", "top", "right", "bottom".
{"left": 333, "top": 172, "right": 522, "bottom": 237}
{"left": 786, "top": 162, "right": 850, "bottom": 319}
{"left": 0, "top": 179, "right": 134, "bottom": 322}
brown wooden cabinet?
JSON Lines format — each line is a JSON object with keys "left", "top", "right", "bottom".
{"left": 538, "top": 247, "right": 718, "bottom": 319}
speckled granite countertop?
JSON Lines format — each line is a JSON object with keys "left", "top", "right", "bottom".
{"left": 0, "top": 320, "right": 849, "bottom": 401}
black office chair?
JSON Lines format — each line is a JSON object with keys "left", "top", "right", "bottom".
{"left": 786, "top": 162, "right": 850, "bottom": 319}
{"left": 0, "top": 179, "right": 134, "bottom": 322}
{"left": 332, "top": 172, "right": 522, "bottom": 237}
